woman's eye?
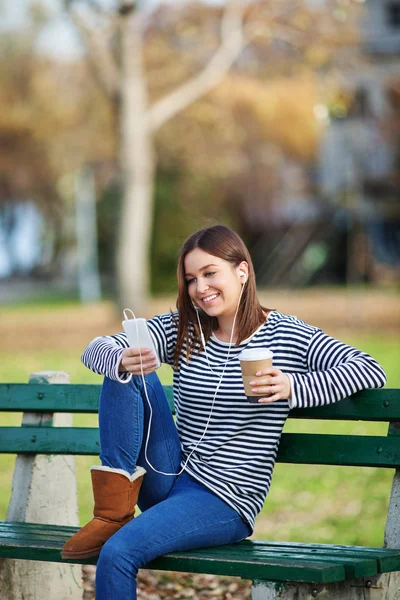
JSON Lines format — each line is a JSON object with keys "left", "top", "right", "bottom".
{"left": 186, "top": 272, "right": 215, "bottom": 285}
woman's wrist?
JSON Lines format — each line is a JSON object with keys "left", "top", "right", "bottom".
{"left": 285, "top": 374, "right": 292, "bottom": 400}
{"left": 118, "top": 353, "right": 127, "bottom": 373}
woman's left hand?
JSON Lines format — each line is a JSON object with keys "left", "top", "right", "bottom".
{"left": 249, "top": 367, "right": 292, "bottom": 403}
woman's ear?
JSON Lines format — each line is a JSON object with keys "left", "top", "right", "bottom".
{"left": 237, "top": 262, "right": 249, "bottom": 285}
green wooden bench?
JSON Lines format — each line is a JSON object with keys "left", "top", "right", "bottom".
{"left": 1, "top": 373, "right": 400, "bottom": 599}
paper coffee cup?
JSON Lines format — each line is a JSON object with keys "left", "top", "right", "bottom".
{"left": 239, "top": 348, "right": 273, "bottom": 403}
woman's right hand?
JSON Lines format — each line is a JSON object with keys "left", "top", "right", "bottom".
{"left": 119, "top": 348, "right": 159, "bottom": 375}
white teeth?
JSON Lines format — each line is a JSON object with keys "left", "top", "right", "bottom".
{"left": 203, "top": 294, "right": 219, "bottom": 303}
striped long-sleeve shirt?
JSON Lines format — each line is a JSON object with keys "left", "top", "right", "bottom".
{"left": 81, "top": 310, "right": 387, "bottom": 532}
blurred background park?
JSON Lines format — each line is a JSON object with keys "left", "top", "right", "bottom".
{"left": 1, "top": 0, "right": 400, "bottom": 556}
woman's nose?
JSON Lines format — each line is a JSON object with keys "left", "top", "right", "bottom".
{"left": 197, "top": 278, "right": 209, "bottom": 293}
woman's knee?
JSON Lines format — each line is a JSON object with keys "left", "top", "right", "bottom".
{"left": 98, "top": 534, "right": 141, "bottom": 578}
{"left": 100, "top": 375, "right": 147, "bottom": 407}
{"left": 103, "top": 374, "right": 141, "bottom": 391}
{"left": 97, "top": 535, "right": 121, "bottom": 569}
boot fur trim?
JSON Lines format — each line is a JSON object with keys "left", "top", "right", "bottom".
{"left": 90, "top": 465, "right": 146, "bottom": 481}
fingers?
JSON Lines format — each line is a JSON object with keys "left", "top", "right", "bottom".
{"left": 257, "top": 391, "right": 282, "bottom": 403}
{"left": 254, "top": 383, "right": 282, "bottom": 402}
{"left": 249, "top": 369, "right": 281, "bottom": 390}
{"left": 121, "top": 348, "right": 159, "bottom": 374}
{"left": 248, "top": 367, "right": 290, "bottom": 403}
{"left": 123, "top": 360, "right": 159, "bottom": 375}
{"left": 252, "top": 384, "right": 275, "bottom": 395}
{"left": 123, "top": 347, "right": 152, "bottom": 358}
{"left": 254, "top": 366, "right": 280, "bottom": 377}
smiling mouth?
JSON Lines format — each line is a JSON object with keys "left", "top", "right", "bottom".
{"left": 202, "top": 293, "right": 220, "bottom": 304}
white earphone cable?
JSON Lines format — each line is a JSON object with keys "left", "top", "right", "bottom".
{"left": 127, "top": 278, "right": 246, "bottom": 477}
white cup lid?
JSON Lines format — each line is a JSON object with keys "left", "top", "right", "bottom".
{"left": 239, "top": 348, "right": 273, "bottom": 361}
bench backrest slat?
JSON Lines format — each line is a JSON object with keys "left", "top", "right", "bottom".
{"left": 0, "top": 384, "right": 103, "bottom": 413}
{"left": 277, "top": 433, "right": 400, "bottom": 468}
{"left": 0, "top": 384, "right": 176, "bottom": 414}
{"left": 1, "top": 427, "right": 400, "bottom": 468}
{"left": 0, "top": 385, "right": 399, "bottom": 422}
{"left": 0, "top": 427, "right": 100, "bottom": 455}
{"left": 290, "top": 388, "right": 400, "bottom": 421}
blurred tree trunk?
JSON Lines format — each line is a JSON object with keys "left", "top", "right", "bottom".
{"left": 117, "top": 13, "right": 154, "bottom": 312}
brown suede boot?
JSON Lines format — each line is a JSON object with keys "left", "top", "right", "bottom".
{"left": 61, "top": 465, "right": 146, "bottom": 560}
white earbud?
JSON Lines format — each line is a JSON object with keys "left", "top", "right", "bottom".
{"left": 239, "top": 270, "right": 246, "bottom": 284}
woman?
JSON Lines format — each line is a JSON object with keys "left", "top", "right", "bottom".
{"left": 62, "top": 225, "right": 386, "bottom": 599}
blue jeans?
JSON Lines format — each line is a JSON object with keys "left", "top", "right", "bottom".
{"left": 95, "top": 374, "right": 250, "bottom": 599}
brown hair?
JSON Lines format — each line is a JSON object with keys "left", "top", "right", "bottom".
{"left": 173, "top": 225, "right": 270, "bottom": 370}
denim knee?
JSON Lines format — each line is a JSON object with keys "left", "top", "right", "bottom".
{"left": 98, "top": 533, "right": 141, "bottom": 580}
{"left": 97, "top": 536, "right": 120, "bottom": 572}
{"left": 102, "top": 371, "right": 163, "bottom": 401}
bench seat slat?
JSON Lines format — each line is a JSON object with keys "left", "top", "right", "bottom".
{"left": 1, "top": 522, "right": 398, "bottom": 566}
{"left": 0, "top": 522, "right": 78, "bottom": 535}
{"left": 0, "top": 528, "right": 79, "bottom": 542}
{"left": 196, "top": 544, "right": 378, "bottom": 578}
{"left": 0, "top": 522, "right": 345, "bottom": 583}
{"left": 1, "top": 385, "right": 399, "bottom": 422}
{"left": 0, "top": 523, "right": 377, "bottom": 578}
{"left": 0, "top": 543, "right": 345, "bottom": 583}
{"left": 1, "top": 428, "right": 399, "bottom": 468}
{"left": 149, "top": 547, "right": 382, "bottom": 581}
{"left": 147, "top": 553, "right": 346, "bottom": 583}
{"left": 2, "top": 522, "right": 400, "bottom": 583}
{"left": 0, "top": 521, "right": 389, "bottom": 559}
{"left": 245, "top": 540, "right": 400, "bottom": 574}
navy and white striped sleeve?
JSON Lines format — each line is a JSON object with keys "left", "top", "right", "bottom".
{"left": 81, "top": 332, "right": 132, "bottom": 383}
{"left": 81, "top": 312, "right": 178, "bottom": 382}
{"left": 288, "top": 330, "right": 387, "bottom": 409}
{"left": 147, "top": 312, "right": 178, "bottom": 367}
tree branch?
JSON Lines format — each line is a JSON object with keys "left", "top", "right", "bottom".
{"left": 147, "top": 0, "right": 246, "bottom": 133}
{"left": 245, "top": 20, "right": 307, "bottom": 50}
{"left": 67, "top": 5, "right": 121, "bottom": 103}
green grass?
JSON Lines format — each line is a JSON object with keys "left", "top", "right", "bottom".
{"left": 0, "top": 300, "right": 399, "bottom": 546}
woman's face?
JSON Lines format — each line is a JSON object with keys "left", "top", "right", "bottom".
{"left": 184, "top": 249, "right": 246, "bottom": 319}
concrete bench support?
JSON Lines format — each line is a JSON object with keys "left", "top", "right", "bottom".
{"left": 0, "top": 371, "right": 83, "bottom": 600}
{"left": 252, "top": 573, "right": 400, "bottom": 599}
{"left": 384, "top": 423, "right": 400, "bottom": 549}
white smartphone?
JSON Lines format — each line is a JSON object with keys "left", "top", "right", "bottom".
{"left": 122, "top": 317, "right": 161, "bottom": 369}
